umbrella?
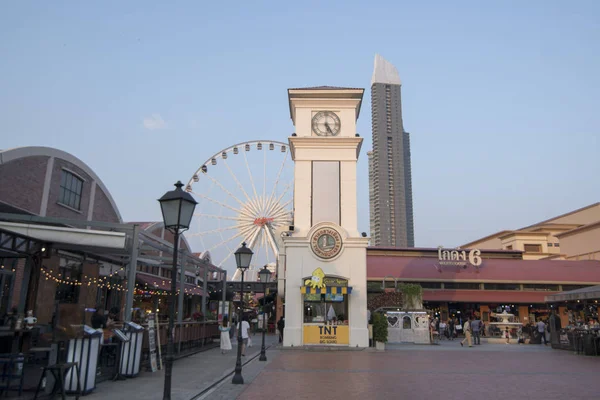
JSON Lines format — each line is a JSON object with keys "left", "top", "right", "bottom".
{"left": 327, "top": 304, "right": 337, "bottom": 321}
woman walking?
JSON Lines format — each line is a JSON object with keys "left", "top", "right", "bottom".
{"left": 219, "top": 316, "right": 232, "bottom": 354}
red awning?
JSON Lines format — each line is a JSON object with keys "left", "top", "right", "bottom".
{"left": 136, "top": 273, "right": 205, "bottom": 296}
{"left": 423, "top": 290, "right": 554, "bottom": 304}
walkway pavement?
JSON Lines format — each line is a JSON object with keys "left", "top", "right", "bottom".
{"left": 12, "top": 334, "right": 279, "bottom": 400}
{"left": 237, "top": 341, "right": 599, "bottom": 400}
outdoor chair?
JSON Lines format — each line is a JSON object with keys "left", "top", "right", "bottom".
{"left": 28, "top": 327, "right": 52, "bottom": 364}
{"left": 0, "top": 353, "right": 25, "bottom": 397}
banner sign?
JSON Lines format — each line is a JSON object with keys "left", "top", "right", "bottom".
{"left": 147, "top": 316, "right": 158, "bottom": 372}
{"left": 303, "top": 325, "right": 349, "bottom": 345}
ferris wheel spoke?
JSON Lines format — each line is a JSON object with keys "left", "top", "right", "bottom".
{"left": 188, "top": 225, "right": 241, "bottom": 237}
{"left": 207, "top": 225, "right": 256, "bottom": 254}
{"left": 262, "top": 183, "right": 292, "bottom": 218}
{"left": 194, "top": 214, "right": 247, "bottom": 222}
{"left": 201, "top": 171, "right": 248, "bottom": 209}
{"left": 262, "top": 148, "right": 267, "bottom": 212}
{"left": 191, "top": 191, "right": 242, "bottom": 215}
{"left": 268, "top": 149, "right": 289, "bottom": 201}
{"left": 222, "top": 159, "right": 261, "bottom": 216}
{"left": 243, "top": 149, "right": 260, "bottom": 201}
{"left": 266, "top": 198, "right": 293, "bottom": 222}
{"left": 264, "top": 226, "right": 278, "bottom": 260}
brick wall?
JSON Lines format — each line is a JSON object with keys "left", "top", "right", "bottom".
{"left": 35, "top": 256, "right": 59, "bottom": 325}
{"left": 45, "top": 158, "right": 93, "bottom": 220}
{"left": 92, "top": 187, "right": 120, "bottom": 223}
{"left": 0, "top": 155, "right": 48, "bottom": 214}
{"left": 10, "top": 258, "right": 26, "bottom": 310}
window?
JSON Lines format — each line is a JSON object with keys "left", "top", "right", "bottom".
{"left": 303, "top": 294, "right": 348, "bottom": 323}
{"left": 55, "top": 259, "right": 82, "bottom": 304}
{"left": 561, "top": 285, "right": 590, "bottom": 291}
{"left": 59, "top": 170, "right": 83, "bottom": 210}
{"left": 484, "top": 283, "right": 520, "bottom": 291}
{"left": 506, "top": 245, "right": 513, "bottom": 250}
{"left": 523, "top": 244, "right": 542, "bottom": 253}
{"left": 554, "top": 243, "right": 559, "bottom": 247}
{"left": 443, "top": 282, "right": 481, "bottom": 290}
{"left": 522, "top": 284, "right": 559, "bottom": 292}
{"left": 548, "top": 243, "right": 553, "bottom": 247}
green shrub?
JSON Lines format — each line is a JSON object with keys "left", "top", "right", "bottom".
{"left": 373, "top": 313, "right": 388, "bottom": 343}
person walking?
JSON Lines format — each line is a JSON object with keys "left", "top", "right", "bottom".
{"left": 460, "top": 316, "right": 473, "bottom": 347}
{"left": 471, "top": 316, "right": 481, "bottom": 345}
{"left": 277, "top": 316, "right": 285, "bottom": 343}
{"left": 536, "top": 318, "right": 548, "bottom": 345}
{"left": 219, "top": 316, "right": 232, "bottom": 354}
{"left": 447, "top": 318, "right": 455, "bottom": 341}
{"left": 238, "top": 315, "right": 251, "bottom": 356}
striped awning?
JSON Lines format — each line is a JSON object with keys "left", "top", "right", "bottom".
{"left": 301, "top": 286, "right": 352, "bottom": 294}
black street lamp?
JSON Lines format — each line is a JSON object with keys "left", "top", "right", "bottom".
{"left": 231, "top": 242, "right": 253, "bottom": 385}
{"left": 158, "top": 181, "right": 197, "bottom": 400}
{"left": 258, "top": 265, "right": 272, "bottom": 362}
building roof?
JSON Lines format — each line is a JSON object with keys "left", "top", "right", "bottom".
{"left": 545, "top": 284, "right": 600, "bottom": 302}
{"left": 287, "top": 86, "right": 364, "bottom": 91}
{"left": 519, "top": 202, "right": 600, "bottom": 230}
{"left": 555, "top": 220, "right": 600, "bottom": 238}
{"left": 367, "top": 255, "right": 600, "bottom": 284}
{"left": 0, "top": 146, "right": 123, "bottom": 222}
{"left": 371, "top": 54, "right": 401, "bottom": 86}
{"left": 461, "top": 230, "right": 513, "bottom": 248}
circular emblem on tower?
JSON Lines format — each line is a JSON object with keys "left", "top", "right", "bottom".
{"left": 310, "top": 227, "right": 343, "bottom": 260}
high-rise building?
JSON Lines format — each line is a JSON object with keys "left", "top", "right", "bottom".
{"left": 369, "top": 54, "right": 414, "bottom": 247}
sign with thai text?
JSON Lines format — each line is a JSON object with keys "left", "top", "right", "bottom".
{"left": 437, "top": 246, "right": 482, "bottom": 267}
{"left": 303, "top": 325, "right": 349, "bottom": 345}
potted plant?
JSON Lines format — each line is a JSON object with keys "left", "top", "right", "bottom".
{"left": 398, "top": 283, "right": 423, "bottom": 310}
{"left": 373, "top": 313, "right": 388, "bottom": 350}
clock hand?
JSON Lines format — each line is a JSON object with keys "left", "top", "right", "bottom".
{"left": 324, "top": 122, "right": 333, "bottom": 134}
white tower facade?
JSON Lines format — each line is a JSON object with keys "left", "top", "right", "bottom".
{"left": 282, "top": 86, "right": 369, "bottom": 347}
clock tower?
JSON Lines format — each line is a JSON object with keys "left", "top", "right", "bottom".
{"left": 281, "top": 86, "right": 369, "bottom": 347}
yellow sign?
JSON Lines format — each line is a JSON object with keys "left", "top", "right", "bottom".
{"left": 304, "top": 268, "right": 326, "bottom": 290}
{"left": 303, "top": 325, "right": 349, "bottom": 345}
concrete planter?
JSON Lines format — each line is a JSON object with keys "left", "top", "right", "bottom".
{"left": 375, "top": 341, "right": 386, "bottom": 351}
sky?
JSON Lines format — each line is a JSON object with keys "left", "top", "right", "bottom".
{"left": 1, "top": 1, "right": 599, "bottom": 264}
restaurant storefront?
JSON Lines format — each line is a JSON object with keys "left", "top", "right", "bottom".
{"left": 367, "top": 246, "right": 600, "bottom": 331}
{"left": 301, "top": 274, "right": 352, "bottom": 345}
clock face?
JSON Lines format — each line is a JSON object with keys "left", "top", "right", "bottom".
{"left": 310, "top": 227, "right": 343, "bottom": 260}
{"left": 311, "top": 111, "right": 341, "bottom": 136}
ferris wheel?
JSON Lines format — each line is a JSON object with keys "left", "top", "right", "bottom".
{"left": 185, "top": 140, "right": 293, "bottom": 274}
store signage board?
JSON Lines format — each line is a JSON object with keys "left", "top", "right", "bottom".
{"left": 147, "top": 317, "right": 158, "bottom": 372}
{"left": 435, "top": 246, "right": 482, "bottom": 273}
{"left": 303, "top": 325, "right": 349, "bottom": 345}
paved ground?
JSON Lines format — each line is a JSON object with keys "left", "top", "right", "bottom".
{"left": 11, "top": 334, "right": 279, "bottom": 400}
{"left": 237, "top": 340, "right": 599, "bottom": 400}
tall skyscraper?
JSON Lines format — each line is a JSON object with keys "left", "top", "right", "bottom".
{"left": 369, "top": 54, "right": 415, "bottom": 247}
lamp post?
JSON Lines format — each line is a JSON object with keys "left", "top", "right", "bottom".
{"left": 231, "top": 242, "right": 253, "bottom": 385}
{"left": 258, "top": 265, "right": 271, "bottom": 362}
{"left": 158, "top": 181, "right": 197, "bottom": 400}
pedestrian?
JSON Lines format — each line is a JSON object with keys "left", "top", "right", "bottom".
{"left": 277, "top": 316, "right": 285, "bottom": 343}
{"left": 536, "top": 318, "right": 548, "bottom": 345}
{"left": 471, "top": 316, "right": 481, "bottom": 345}
{"left": 447, "top": 318, "right": 455, "bottom": 340}
{"left": 504, "top": 327, "right": 510, "bottom": 344}
{"left": 229, "top": 314, "right": 237, "bottom": 341}
{"left": 460, "top": 316, "right": 473, "bottom": 347}
{"left": 237, "top": 315, "right": 251, "bottom": 356}
{"left": 219, "top": 315, "right": 232, "bottom": 354}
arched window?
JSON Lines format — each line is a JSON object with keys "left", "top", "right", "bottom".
{"left": 403, "top": 316, "right": 412, "bottom": 329}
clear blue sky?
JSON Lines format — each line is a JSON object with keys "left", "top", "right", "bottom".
{"left": 1, "top": 1, "right": 599, "bottom": 251}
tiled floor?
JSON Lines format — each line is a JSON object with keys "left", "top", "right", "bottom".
{"left": 238, "top": 342, "right": 599, "bottom": 400}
